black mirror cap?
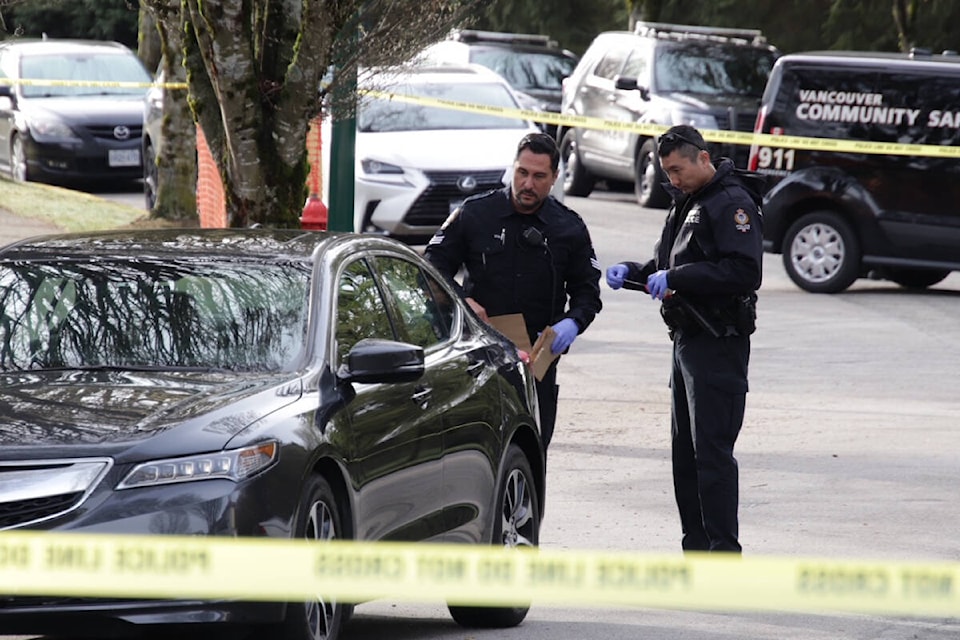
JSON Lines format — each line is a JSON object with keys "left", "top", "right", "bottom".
{"left": 613, "top": 75, "right": 650, "bottom": 101}
{"left": 338, "top": 338, "right": 425, "bottom": 384}
{"left": 613, "top": 74, "right": 639, "bottom": 91}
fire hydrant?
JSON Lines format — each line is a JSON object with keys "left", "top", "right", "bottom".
{"left": 300, "top": 193, "right": 328, "bottom": 231}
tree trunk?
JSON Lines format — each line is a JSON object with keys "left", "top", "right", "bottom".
{"left": 181, "top": 0, "right": 332, "bottom": 228}
{"left": 892, "top": 0, "right": 919, "bottom": 52}
{"left": 136, "top": 6, "right": 161, "bottom": 71}
{"left": 141, "top": 0, "right": 199, "bottom": 224}
{"left": 156, "top": 0, "right": 474, "bottom": 229}
{"left": 636, "top": 0, "right": 665, "bottom": 26}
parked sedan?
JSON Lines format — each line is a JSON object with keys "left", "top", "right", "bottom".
{"left": 0, "top": 38, "right": 152, "bottom": 184}
{"left": 0, "top": 228, "right": 544, "bottom": 640}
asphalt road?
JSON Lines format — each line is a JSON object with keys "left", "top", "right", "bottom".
{"left": 3, "top": 187, "right": 959, "bottom": 639}
{"left": 343, "top": 190, "right": 960, "bottom": 640}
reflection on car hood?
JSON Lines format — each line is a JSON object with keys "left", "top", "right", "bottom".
{"left": 0, "top": 369, "right": 301, "bottom": 451}
{"left": 23, "top": 95, "right": 147, "bottom": 124}
{"left": 356, "top": 128, "right": 532, "bottom": 171}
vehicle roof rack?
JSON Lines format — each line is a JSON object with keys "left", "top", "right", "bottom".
{"left": 450, "top": 29, "right": 558, "bottom": 48}
{"left": 634, "top": 21, "right": 767, "bottom": 46}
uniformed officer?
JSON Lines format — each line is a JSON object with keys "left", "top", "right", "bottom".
{"left": 425, "top": 132, "right": 602, "bottom": 452}
{"left": 606, "top": 125, "right": 763, "bottom": 553}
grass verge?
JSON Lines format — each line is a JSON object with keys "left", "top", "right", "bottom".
{"left": 0, "top": 177, "right": 149, "bottom": 232}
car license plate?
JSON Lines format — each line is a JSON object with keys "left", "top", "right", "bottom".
{"left": 108, "top": 149, "right": 141, "bottom": 167}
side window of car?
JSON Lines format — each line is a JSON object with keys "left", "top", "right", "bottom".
{"left": 621, "top": 49, "right": 648, "bottom": 80}
{"left": 373, "top": 257, "right": 455, "bottom": 350}
{"left": 336, "top": 259, "right": 395, "bottom": 364}
{"left": 593, "top": 47, "right": 628, "bottom": 81}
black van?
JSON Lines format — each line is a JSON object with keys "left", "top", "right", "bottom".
{"left": 749, "top": 51, "right": 960, "bottom": 293}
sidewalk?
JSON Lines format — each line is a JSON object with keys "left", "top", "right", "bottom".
{"left": 0, "top": 209, "right": 61, "bottom": 246}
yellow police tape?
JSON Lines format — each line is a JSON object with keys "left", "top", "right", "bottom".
{"left": 0, "top": 78, "right": 188, "bottom": 90}
{"left": 4, "top": 76, "right": 958, "bottom": 159}
{"left": 364, "top": 90, "right": 960, "bottom": 160}
{"left": 0, "top": 531, "right": 957, "bottom": 617}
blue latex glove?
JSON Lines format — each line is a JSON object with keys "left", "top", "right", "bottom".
{"left": 550, "top": 318, "right": 579, "bottom": 354}
{"left": 605, "top": 264, "right": 629, "bottom": 290}
{"left": 646, "top": 269, "right": 670, "bottom": 300}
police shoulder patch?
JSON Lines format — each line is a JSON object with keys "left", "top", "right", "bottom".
{"left": 734, "top": 208, "right": 752, "bottom": 233}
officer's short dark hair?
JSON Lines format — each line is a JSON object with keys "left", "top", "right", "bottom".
{"left": 516, "top": 132, "right": 560, "bottom": 172}
{"left": 657, "top": 125, "right": 707, "bottom": 161}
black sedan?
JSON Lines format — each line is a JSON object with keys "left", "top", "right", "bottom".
{"left": 0, "top": 228, "right": 544, "bottom": 640}
{"left": 0, "top": 39, "right": 152, "bottom": 184}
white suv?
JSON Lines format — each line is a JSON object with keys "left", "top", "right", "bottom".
{"left": 328, "top": 65, "right": 543, "bottom": 243}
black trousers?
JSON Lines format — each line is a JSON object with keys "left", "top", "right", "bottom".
{"left": 535, "top": 360, "right": 559, "bottom": 451}
{"left": 670, "top": 329, "right": 750, "bottom": 553}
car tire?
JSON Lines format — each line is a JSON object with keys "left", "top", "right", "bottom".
{"left": 560, "top": 130, "right": 594, "bottom": 197}
{"left": 884, "top": 267, "right": 951, "bottom": 290}
{"left": 280, "top": 474, "right": 349, "bottom": 640}
{"left": 10, "top": 134, "right": 29, "bottom": 182}
{"left": 144, "top": 139, "right": 159, "bottom": 210}
{"left": 635, "top": 139, "right": 670, "bottom": 209}
{"left": 448, "top": 444, "right": 540, "bottom": 629}
{"left": 782, "top": 211, "right": 861, "bottom": 293}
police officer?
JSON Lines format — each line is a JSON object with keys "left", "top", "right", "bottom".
{"left": 425, "top": 132, "right": 602, "bottom": 451}
{"left": 606, "top": 125, "right": 763, "bottom": 553}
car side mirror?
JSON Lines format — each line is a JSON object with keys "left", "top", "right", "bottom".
{"left": 337, "top": 338, "right": 425, "bottom": 384}
{"left": 614, "top": 75, "right": 650, "bottom": 101}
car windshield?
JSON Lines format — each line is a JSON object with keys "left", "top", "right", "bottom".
{"left": 358, "top": 79, "right": 528, "bottom": 132}
{"left": 0, "top": 259, "right": 310, "bottom": 372}
{"left": 470, "top": 47, "right": 577, "bottom": 92}
{"left": 654, "top": 42, "right": 777, "bottom": 97}
{"left": 19, "top": 52, "right": 151, "bottom": 98}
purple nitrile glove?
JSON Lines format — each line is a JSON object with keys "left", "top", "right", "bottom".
{"left": 646, "top": 270, "right": 670, "bottom": 300}
{"left": 550, "top": 318, "right": 579, "bottom": 354}
{"left": 605, "top": 264, "right": 629, "bottom": 290}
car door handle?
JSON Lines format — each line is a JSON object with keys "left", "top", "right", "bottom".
{"left": 411, "top": 387, "right": 431, "bottom": 404}
{"left": 466, "top": 360, "right": 485, "bottom": 378}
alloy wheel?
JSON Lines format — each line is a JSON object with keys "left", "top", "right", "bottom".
{"left": 501, "top": 468, "right": 535, "bottom": 549}
{"left": 303, "top": 499, "right": 337, "bottom": 640}
{"left": 11, "top": 135, "right": 28, "bottom": 182}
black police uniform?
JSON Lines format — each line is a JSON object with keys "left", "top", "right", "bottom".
{"left": 425, "top": 186, "right": 602, "bottom": 450}
{"left": 620, "top": 158, "right": 763, "bottom": 552}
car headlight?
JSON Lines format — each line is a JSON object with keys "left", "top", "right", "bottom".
{"left": 670, "top": 110, "right": 718, "bottom": 130}
{"left": 117, "top": 441, "right": 278, "bottom": 489}
{"left": 28, "top": 116, "right": 81, "bottom": 142}
{"left": 359, "top": 158, "right": 410, "bottom": 185}
{"left": 361, "top": 159, "right": 404, "bottom": 175}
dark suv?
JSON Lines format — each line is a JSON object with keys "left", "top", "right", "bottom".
{"left": 417, "top": 29, "right": 579, "bottom": 138}
{"left": 751, "top": 51, "right": 960, "bottom": 293}
{"left": 559, "top": 22, "right": 779, "bottom": 208}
